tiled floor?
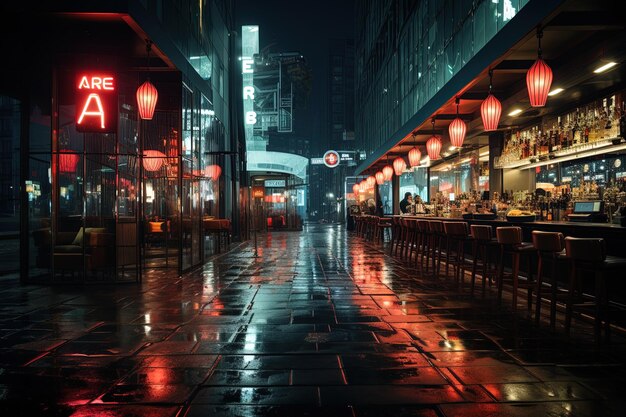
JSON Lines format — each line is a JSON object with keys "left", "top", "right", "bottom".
{"left": 1, "top": 224, "right": 626, "bottom": 416}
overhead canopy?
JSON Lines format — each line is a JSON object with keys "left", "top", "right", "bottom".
{"left": 357, "top": 0, "right": 626, "bottom": 175}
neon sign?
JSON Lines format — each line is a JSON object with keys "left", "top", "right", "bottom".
{"left": 323, "top": 150, "right": 340, "bottom": 168}
{"left": 75, "top": 73, "right": 118, "bottom": 133}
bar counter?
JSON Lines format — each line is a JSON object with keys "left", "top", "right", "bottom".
{"left": 393, "top": 215, "right": 626, "bottom": 256}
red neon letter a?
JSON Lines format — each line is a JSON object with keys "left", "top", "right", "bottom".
{"left": 77, "top": 93, "right": 106, "bottom": 129}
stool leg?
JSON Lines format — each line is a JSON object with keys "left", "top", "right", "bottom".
{"left": 497, "top": 246, "right": 505, "bottom": 305}
{"left": 564, "top": 264, "right": 577, "bottom": 336}
{"left": 482, "top": 244, "right": 489, "bottom": 295}
{"left": 527, "top": 255, "right": 533, "bottom": 314}
{"left": 512, "top": 252, "right": 520, "bottom": 311}
{"left": 549, "top": 258, "right": 558, "bottom": 330}
{"left": 535, "top": 254, "right": 544, "bottom": 325}
{"left": 470, "top": 241, "right": 478, "bottom": 296}
{"left": 445, "top": 238, "right": 451, "bottom": 277}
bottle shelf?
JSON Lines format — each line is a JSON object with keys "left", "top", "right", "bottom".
{"left": 495, "top": 137, "right": 626, "bottom": 169}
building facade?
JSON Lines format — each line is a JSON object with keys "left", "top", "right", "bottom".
{"left": 355, "top": 0, "right": 626, "bottom": 224}
{"left": 0, "top": 0, "right": 245, "bottom": 282}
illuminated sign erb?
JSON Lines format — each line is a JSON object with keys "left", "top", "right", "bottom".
{"left": 323, "top": 150, "right": 340, "bottom": 168}
{"left": 75, "top": 73, "right": 118, "bottom": 133}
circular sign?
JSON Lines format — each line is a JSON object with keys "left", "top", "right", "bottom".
{"left": 323, "top": 150, "right": 340, "bottom": 168}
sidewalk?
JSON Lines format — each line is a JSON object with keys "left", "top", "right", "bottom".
{"left": 1, "top": 224, "right": 625, "bottom": 416}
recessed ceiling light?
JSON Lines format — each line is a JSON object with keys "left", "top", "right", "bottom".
{"left": 548, "top": 88, "right": 564, "bottom": 96}
{"left": 508, "top": 108, "right": 523, "bottom": 116}
{"left": 594, "top": 62, "right": 617, "bottom": 73}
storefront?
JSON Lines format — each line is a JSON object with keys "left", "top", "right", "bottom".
{"left": 355, "top": 0, "right": 626, "bottom": 224}
{"left": 1, "top": 5, "right": 244, "bottom": 283}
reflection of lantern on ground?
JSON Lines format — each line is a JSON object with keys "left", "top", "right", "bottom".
{"left": 143, "top": 150, "right": 166, "bottom": 171}
{"left": 59, "top": 150, "right": 79, "bottom": 173}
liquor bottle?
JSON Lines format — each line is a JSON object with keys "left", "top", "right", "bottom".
{"left": 573, "top": 109, "right": 582, "bottom": 146}
{"left": 617, "top": 101, "right": 626, "bottom": 139}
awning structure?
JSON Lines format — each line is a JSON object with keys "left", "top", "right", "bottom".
{"left": 247, "top": 150, "right": 309, "bottom": 181}
{"left": 356, "top": 0, "right": 626, "bottom": 176}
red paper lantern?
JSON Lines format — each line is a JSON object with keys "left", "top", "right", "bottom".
{"left": 448, "top": 117, "right": 467, "bottom": 148}
{"left": 366, "top": 175, "right": 376, "bottom": 188}
{"left": 526, "top": 58, "right": 553, "bottom": 107}
{"left": 393, "top": 157, "right": 406, "bottom": 176}
{"left": 205, "top": 164, "right": 222, "bottom": 181}
{"left": 358, "top": 181, "right": 366, "bottom": 193}
{"left": 143, "top": 150, "right": 166, "bottom": 171}
{"left": 426, "top": 135, "right": 442, "bottom": 160}
{"left": 382, "top": 165, "right": 394, "bottom": 181}
{"left": 352, "top": 183, "right": 359, "bottom": 196}
{"left": 408, "top": 147, "right": 422, "bottom": 168}
{"left": 480, "top": 93, "right": 502, "bottom": 131}
{"left": 136, "top": 80, "right": 158, "bottom": 120}
{"left": 59, "top": 150, "right": 79, "bottom": 173}
{"left": 375, "top": 171, "right": 384, "bottom": 185}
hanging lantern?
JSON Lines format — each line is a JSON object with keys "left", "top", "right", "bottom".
{"left": 375, "top": 171, "right": 385, "bottom": 185}
{"left": 205, "top": 164, "right": 222, "bottom": 181}
{"left": 526, "top": 59, "right": 552, "bottom": 107}
{"left": 481, "top": 70, "right": 502, "bottom": 131}
{"left": 366, "top": 175, "right": 376, "bottom": 188}
{"left": 408, "top": 147, "right": 422, "bottom": 168}
{"left": 59, "top": 150, "right": 79, "bottom": 173}
{"left": 358, "top": 181, "right": 366, "bottom": 193}
{"left": 449, "top": 118, "right": 467, "bottom": 148}
{"left": 526, "top": 29, "right": 552, "bottom": 107}
{"left": 136, "top": 80, "right": 159, "bottom": 120}
{"left": 426, "top": 135, "right": 442, "bottom": 160}
{"left": 448, "top": 98, "right": 466, "bottom": 148}
{"left": 393, "top": 157, "right": 406, "bottom": 176}
{"left": 352, "top": 183, "right": 360, "bottom": 196}
{"left": 481, "top": 94, "right": 502, "bottom": 131}
{"left": 143, "top": 150, "right": 166, "bottom": 171}
{"left": 382, "top": 164, "right": 394, "bottom": 181}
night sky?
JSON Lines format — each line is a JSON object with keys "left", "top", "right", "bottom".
{"left": 235, "top": 0, "right": 355, "bottom": 151}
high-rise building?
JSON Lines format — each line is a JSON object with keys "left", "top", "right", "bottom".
{"left": 309, "top": 38, "right": 356, "bottom": 222}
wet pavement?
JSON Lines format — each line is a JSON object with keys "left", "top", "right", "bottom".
{"left": 1, "top": 223, "right": 626, "bottom": 416}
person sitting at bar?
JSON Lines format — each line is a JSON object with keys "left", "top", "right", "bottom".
{"left": 399, "top": 192, "right": 413, "bottom": 214}
{"left": 414, "top": 195, "right": 426, "bottom": 214}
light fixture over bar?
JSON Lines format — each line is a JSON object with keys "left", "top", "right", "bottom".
{"left": 593, "top": 62, "right": 617, "bottom": 73}
{"left": 548, "top": 87, "right": 564, "bottom": 96}
{"left": 508, "top": 108, "right": 523, "bottom": 116}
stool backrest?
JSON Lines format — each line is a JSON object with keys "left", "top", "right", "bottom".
{"left": 565, "top": 237, "right": 606, "bottom": 262}
{"left": 496, "top": 226, "right": 522, "bottom": 245}
{"left": 428, "top": 220, "right": 443, "bottom": 233}
{"left": 443, "top": 221, "right": 468, "bottom": 236}
{"left": 470, "top": 225, "right": 492, "bottom": 241}
{"left": 532, "top": 231, "right": 564, "bottom": 252}
{"left": 416, "top": 220, "right": 430, "bottom": 233}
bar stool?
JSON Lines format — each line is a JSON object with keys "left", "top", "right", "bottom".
{"left": 375, "top": 216, "right": 392, "bottom": 244}
{"left": 469, "top": 224, "right": 498, "bottom": 297}
{"left": 443, "top": 222, "right": 471, "bottom": 286}
{"left": 495, "top": 226, "right": 536, "bottom": 312}
{"left": 416, "top": 220, "right": 432, "bottom": 274}
{"left": 428, "top": 220, "right": 444, "bottom": 278}
{"left": 403, "top": 218, "right": 418, "bottom": 260}
{"left": 532, "top": 231, "right": 567, "bottom": 329}
{"left": 563, "top": 237, "right": 626, "bottom": 343}
{"left": 389, "top": 216, "right": 401, "bottom": 255}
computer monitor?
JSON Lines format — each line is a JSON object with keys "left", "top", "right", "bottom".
{"left": 573, "top": 201, "right": 604, "bottom": 214}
